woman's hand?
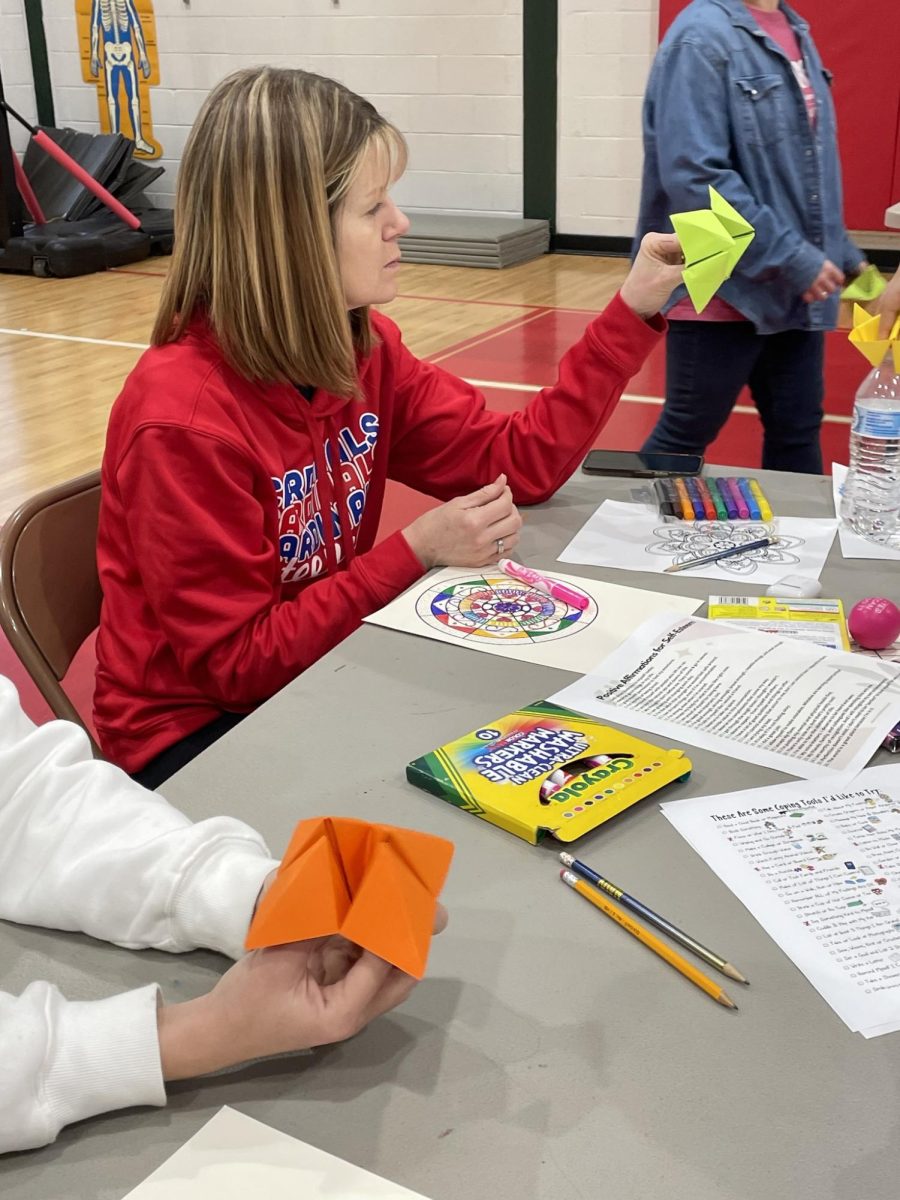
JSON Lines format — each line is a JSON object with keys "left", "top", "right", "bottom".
{"left": 619, "top": 232, "right": 685, "bottom": 320}
{"left": 801, "top": 258, "right": 844, "bottom": 304}
{"left": 403, "top": 475, "right": 523, "bottom": 570}
{"left": 158, "top": 903, "right": 448, "bottom": 1081}
{"left": 874, "top": 270, "right": 900, "bottom": 339}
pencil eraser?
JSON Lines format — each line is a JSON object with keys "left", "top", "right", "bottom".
{"left": 848, "top": 597, "right": 900, "bottom": 650}
{"left": 765, "top": 575, "right": 822, "bottom": 599}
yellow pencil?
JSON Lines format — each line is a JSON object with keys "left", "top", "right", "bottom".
{"left": 561, "top": 870, "right": 738, "bottom": 1010}
{"left": 748, "top": 479, "right": 773, "bottom": 521}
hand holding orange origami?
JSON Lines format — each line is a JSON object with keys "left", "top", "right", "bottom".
{"left": 158, "top": 818, "right": 452, "bottom": 1083}
{"left": 158, "top": 935, "right": 432, "bottom": 1081}
{"left": 246, "top": 816, "right": 455, "bottom": 979}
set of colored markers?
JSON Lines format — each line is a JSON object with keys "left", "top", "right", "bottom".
{"left": 654, "top": 476, "right": 773, "bottom": 522}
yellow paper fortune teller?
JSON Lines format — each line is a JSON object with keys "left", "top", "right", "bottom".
{"left": 849, "top": 304, "right": 900, "bottom": 373}
{"left": 669, "top": 186, "right": 755, "bottom": 314}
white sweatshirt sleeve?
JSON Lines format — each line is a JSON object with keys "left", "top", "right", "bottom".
{"left": 0, "top": 676, "right": 280, "bottom": 1153}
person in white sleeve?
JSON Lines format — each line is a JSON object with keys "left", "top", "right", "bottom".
{"left": 0, "top": 674, "right": 447, "bottom": 1154}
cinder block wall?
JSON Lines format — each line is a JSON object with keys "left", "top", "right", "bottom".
{"left": 558, "top": 0, "right": 658, "bottom": 237}
{"left": 1, "top": 0, "right": 38, "bottom": 155}
{"left": 2, "top": 0, "right": 660, "bottom": 235}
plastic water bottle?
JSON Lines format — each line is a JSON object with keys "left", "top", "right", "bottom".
{"left": 840, "top": 354, "right": 900, "bottom": 544}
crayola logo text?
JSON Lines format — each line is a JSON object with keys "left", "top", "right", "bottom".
{"left": 549, "top": 757, "right": 636, "bottom": 803}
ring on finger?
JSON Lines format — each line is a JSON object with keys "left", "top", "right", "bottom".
{"left": 496, "top": 537, "right": 505, "bottom": 556}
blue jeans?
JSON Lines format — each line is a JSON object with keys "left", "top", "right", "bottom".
{"left": 642, "top": 321, "right": 825, "bottom": 474}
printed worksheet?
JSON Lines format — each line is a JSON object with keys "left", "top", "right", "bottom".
{"left": 661, "top": 767, "right": 900, "bottom": 1036}
{"left": 550, "top": 614, "right": 900, "bottom": 779}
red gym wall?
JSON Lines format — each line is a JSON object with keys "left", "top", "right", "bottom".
{"left": 657, "top": 1, "right": 900, "bottom": 232}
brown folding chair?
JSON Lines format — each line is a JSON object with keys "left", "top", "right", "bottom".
{"left": 0, "top": 469, "right": 103, "bottom": 755}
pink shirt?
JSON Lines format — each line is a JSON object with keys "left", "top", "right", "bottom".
{"left": 750, "top": 6, "right": 817, "bottom": 127}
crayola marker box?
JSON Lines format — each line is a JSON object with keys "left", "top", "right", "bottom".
{"left": 406, "top": 700, "right": 691, "bottom": 845}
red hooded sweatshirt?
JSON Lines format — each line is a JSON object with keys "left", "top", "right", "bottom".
{"left": 95, "top": 295, "right": 663, "bottom": 771}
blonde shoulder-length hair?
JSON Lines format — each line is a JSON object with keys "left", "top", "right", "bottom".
{"left": 152, "top": 67, "right": 407, "bottom": 396}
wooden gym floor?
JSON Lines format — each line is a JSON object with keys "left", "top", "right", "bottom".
{"left": 0, "top": 252, "right": 866, "bottom": 725}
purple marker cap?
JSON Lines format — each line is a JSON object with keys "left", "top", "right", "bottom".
{"left": 727, "top": 478, "right": 750, "bottom": 519}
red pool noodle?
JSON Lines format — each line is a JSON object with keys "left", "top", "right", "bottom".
{"left": 11, "top": 152, "right": 46, "bottom": 224}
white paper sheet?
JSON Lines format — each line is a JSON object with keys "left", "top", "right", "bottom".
{"left": 832, "top": 463, "right": 900, "bottom": 561}
{"left": 363, "top": 567, "right": 701, "bottom": 674}
{"left": 660, "top": 767, "right": 900, "bottom": 1037}
{"left": 549, "top": 614, "right": 900, "bottom": 780}
{"left": 558, "top": 499, "right": 837, "bottom": 584}
{"left": 122, "top": 1107, "right": 431, "bottom": 1199}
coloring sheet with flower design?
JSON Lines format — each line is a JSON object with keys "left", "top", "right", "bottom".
{"left": 559, "top": 498, "right": 837, "bottom": 585}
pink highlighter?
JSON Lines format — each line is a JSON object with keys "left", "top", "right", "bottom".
{"left": 499, "top": 558, "right": 590, "bottom": 611}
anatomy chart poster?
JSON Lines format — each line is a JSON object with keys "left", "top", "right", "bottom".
{"left": 76, "top": 0, "right": 162, "bottom": 159}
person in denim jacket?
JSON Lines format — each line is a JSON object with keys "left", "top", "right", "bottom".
{"left": 634, "top": 0, "right": 865, "bottom": 473}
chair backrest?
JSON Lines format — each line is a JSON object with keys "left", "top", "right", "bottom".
{"left": 0, "top": 470, "right": 103, "bottom": 754}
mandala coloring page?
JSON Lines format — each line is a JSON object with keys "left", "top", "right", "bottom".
{"left": 646, "top": 521, "right": 803, "bottom": 575}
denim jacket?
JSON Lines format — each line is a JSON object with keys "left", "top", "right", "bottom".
{"left": 634, "top": 0, "right": 862, "bottom": 334}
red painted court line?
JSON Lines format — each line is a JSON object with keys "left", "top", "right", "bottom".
{"left": 397, "top": 289, "right": 604, "bottom": 317}
{"left": 426, "top": 308, "right": 551, "bottom": 364}
{"left": 434, "top": 308, "right": 862, "bottom": 418}
{"left": 397, "top": 290, "right": 542, "bottom": 311}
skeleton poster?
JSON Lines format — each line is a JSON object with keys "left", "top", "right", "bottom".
{"left": 76, "top": 0, "right": 162, "bottom": 159}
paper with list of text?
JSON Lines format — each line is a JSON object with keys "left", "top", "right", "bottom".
{"left": 661, "top": 767, "right": 900, "bottom": 1037}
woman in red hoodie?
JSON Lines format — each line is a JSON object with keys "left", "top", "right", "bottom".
{"left": 96, "top": 66, "right": 685, "bottom": 785}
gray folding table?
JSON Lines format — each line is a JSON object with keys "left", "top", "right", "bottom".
{"left": 3, "top": 468, "right": 898, "bottom": 1200}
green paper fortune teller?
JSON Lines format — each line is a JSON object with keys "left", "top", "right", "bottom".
{"left": 669, "top": 187, "right": 755, "bottom": 314}
{"left": 841, "top": 263, "right": 887, "bottom": 304}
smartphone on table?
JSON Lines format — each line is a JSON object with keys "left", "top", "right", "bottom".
{"left": 581, "top": 449, "right": 703, "bottom": 478}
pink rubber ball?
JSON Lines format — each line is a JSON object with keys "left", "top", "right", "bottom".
{"left": 848, "top": 597, "right": 900, "bottom": 650}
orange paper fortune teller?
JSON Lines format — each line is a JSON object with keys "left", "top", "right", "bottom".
{"left": 245, "top": 817, "right": 454, "bottom": 979}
